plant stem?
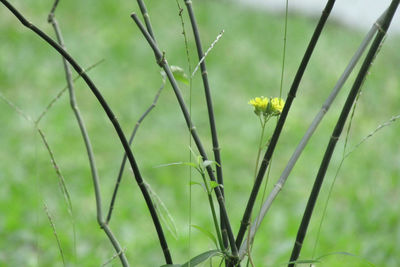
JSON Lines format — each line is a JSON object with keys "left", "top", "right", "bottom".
{"left": 136, "top": 0, "right": 156, "bottom": 42}
{"left": 0, "top": 1, "right": 172, "bottom": 264}
{"left": 106, "top": 78, "right": 165, "bottom": 224}
{"left": 201, "top": 173, "right": 224, "bottom": 251}
{"left": 183, "top": 0, "right": 228, "bottom": 251}
{"left": 48, "top": 5, "right": 129, "bottom": 264}
{"left": 35, "top": 59, "right": 104, "bottom": 124}
{"left": 44, "top": 203, "right": 66, "bottom": 267}
{"left": 253, "top": 116, "right": 268, "bottom": 180}
{"left": 288, "top": 1, "right": 399, "bottom": 265}
{"left": 131, "top": 13, "right": 239, "bottom": 261}
{"left": 235, "top": 0, "right": 337, "bottom": 250}
{"left": 279, "top": 0, "right": 289, "bottom": 99}
{"left": 238, "top": 8, "right": 388, "bottom": 259}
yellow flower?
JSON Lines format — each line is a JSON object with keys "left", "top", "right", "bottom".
{"left": 249, "top": 96, "right": 269, "bottom": 115}
{"left": 270, "top": 97, "right": 285, "bottom": 115}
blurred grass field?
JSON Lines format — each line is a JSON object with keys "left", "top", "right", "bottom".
{"left": 1, "top": 0, "right": 400, "bottom": 266}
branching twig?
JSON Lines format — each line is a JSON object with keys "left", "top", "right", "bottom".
{"left": 235, "top": 0, "right": 337, "bottom": 250}
{"left": 35, "top": 59, "right": 104, "bottom": 124}
{"left": 238, "top": 8, "right": 389, "bottom": 258}
{"left": 102, "top": 248, "right": 127, "bottom": 267}
{"left": 183, "top": 0, "right": 228, "bottom": 253}
{"left": 131, "top": 13, "right": 239, "bottom": 261}
{"left": 288, "top": 1, "right": 399, "bottom": 265}
{"left": 47, "top": 3, "right": 130, "bottom": 265}
{"left": 0, "top": 1, "right": 172, "bottom": 264}
{"left": 106, "top": 76, "right": 166, "bottom": 224}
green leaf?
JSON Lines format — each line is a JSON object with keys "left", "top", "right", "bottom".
{"left": 145, "top": 182, "right": 178, "bottom": 239}
{"left": 209, "top": 181, "right": 222, "bottom": 190}
{"left": 202, "top": 160, "right": 214, "bottom": 168}
{"left": 196, "top": 155, "right": 203, "bottom": 168}
{"left": 190, "top": 181, "right": 207, "bottom": 192}
{"left": 191, "top": 224, "right": 218, "bottom": 249}
{"left": 171, "top": 65, "right": 189, "bottom": 85}
{"left": 181, "top": 249, "right": 221, "bottom": 267}
{"left": 286, "top": 259, "right": 321, "bottom": 265}
{"left": 155, "top": 162, "right": 197, "bottom": 168}
{"left": 202, "top": 160, "right": 220, "bottom": 168}
{"left": 160, "top": 265, "right": 181, "bottom": 267}
{"left": 316, "top": 251, "right": 375, "bottom": 266}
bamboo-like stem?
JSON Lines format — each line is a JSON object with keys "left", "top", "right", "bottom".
{"left": 235, "top": 0, "right": 337, "bottom": 249}
{"left": 183, "top": 0, "right": 228, "bottom": 251}
{"left": 136, "top": 0, "right": 156, "bottom": 42}
{"left": 201, "top": 173, "right": 224, "bottom": 251}
{"left": 0, "top": 1, "right": 172, "bottom": 264}
{"left": 288, "top": 2, "right": 399, "bottom": 265}
{"left": 238, "top": 9, "right": 389, "bottom": 259}
{"left": 47, "top": 4, "right": 129, "bottom": 265}
{"left": 131, "top": 14, "right": 239, "bottom": 261}
{"left": 106, "top": 78, "right": 165, "bottom": 224}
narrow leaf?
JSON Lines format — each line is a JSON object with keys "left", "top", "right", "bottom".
{"left": 145, "top": 182, "right": 178, "bottom": 239}
{"left": 209, "top": 181, "right": 222, "bottom": 191}
{"left": 286, "top": 259, "right": 321, "bottom": 265}
{"left": 190, "top": 181, "right": 207, "bottom": 192}
{"left": 317, "top": 251, "right": 375, "bottom": 266}
{"left": 181, "top": 249, "right": 221, "bottom": 267}
{"left": 191, "top": 224, "right": 218, "bottom": 248}
{"left": 171, "top": 65, "right": 189, "bottom": 85}
{"left": 202, "top": 160, "right": 219, "bottom": 168}
{"left": 155, "top": 162, "right": 197, "bottom": 168}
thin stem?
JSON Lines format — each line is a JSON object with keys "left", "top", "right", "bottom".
{"left": 183, "top": 0, "right": 228, "bottom": 251}
{"left": 136, "top": 0, "right": 156, "bottom": 42}
{"left": 288, "top": 1, "right": 399, "bottom": 265}
{"left": 48, "top": 4, "right": 128, "bottom": 265}
{"left": 106, "top": 78, "right": 165, "bottom": 224}
{"left": 43, "top": 203, "right": 66, "bottom": 267}
{"left": 235, "top": 0, "right": 337, "bottom": 250}
{"left": 0, "top": 1, "right": 172, "bottom": 264}
{"left": 48, "top": 10, "right": 102, "bottom": 231}
{"left": 102, "top": 248, "right": 127, "bottom": 267}
{"left": 174, "top": 1, "right": 194, "bottom": 263}
{"left": 201, "top": 173, "right": 224, "bottom": 251}
{"left": 279, "top": 0, "right": 289, "bottom": 99}
{"left": 0, "top": 93, "right": 76, "bottom": 265}
{"left": 131, "top": 14, "right": 239, "bottom": 261}
{"left": 35, "top": 59, "right": 105, "bottom": 124}
{"left": 1, "top": 89, "right": 76, "bottom": 253}
{"left": 253, "top": 116, "right": 268, "bottom": 180}
{"left": 238, "top": 8, "right": 388, "bottom": 258}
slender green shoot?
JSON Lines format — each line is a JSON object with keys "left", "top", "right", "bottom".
{"left": 174, "top": 0, "right": 194, "bottom": 263}
{"left": 35, "top": 59, "right": 105, "bottom": 124}
{"left": 279, "top": 0, "right": 289, "bottom": 99}
{"left": 43, "top": 202, "right": 66, "bottom": 267}
{"left": 102, "top": 248, "right": 128, "bottom": 267}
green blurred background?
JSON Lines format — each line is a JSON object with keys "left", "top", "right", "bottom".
{"left": 0, "top": 0, "right": 399, "bottom": 266}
